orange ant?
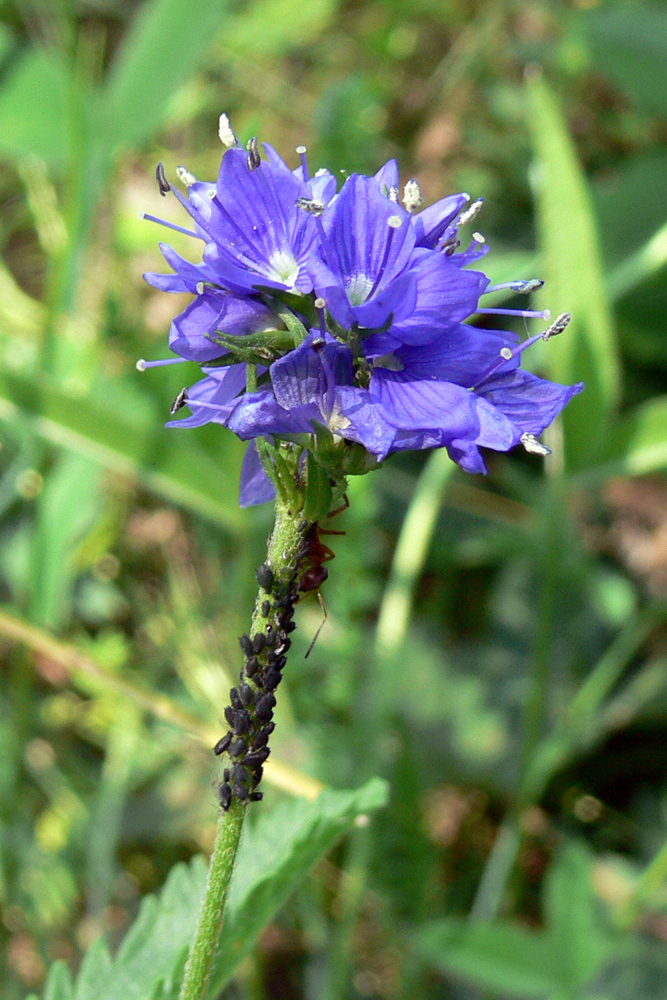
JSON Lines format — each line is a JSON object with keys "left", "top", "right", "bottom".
{"left": 299, "top": 495, "right": 348, "bottom": 656}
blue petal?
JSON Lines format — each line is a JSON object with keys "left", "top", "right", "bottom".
{"left": 374, "top": 159, "right": 399, "bottom": 193}
{"left": 388, "top": 254, "right": 488, "bottom": 346}
{"left": 394, "top": 323, "right": 519, "bottom": 386}
{"left": 371, "top": 369, "right": 479, "bottom": 441}
{"left": 475, "top": 370, "right": 584, "bottom": 440}
{"left": 412, "top": 193, "right": 469, "bottom": 247}
{"left": 166, "top": 365, "right": 247, "bottom": 429}
{"left": 169, "top": 291, "right": 275, "bottom": 362}
{"left": 227, "top": 391, "right": 323, "bottom": 438}
{"left": 239, "top": 441, "right": 276, "bottom": 507}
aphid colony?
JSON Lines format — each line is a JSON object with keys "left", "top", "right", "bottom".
{"left": 213, "top": 518, "right": 334, "bottom": 810}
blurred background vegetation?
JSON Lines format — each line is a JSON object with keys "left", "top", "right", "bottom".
{"left": 2, "top": 0, "right": 667, "bottom": 997}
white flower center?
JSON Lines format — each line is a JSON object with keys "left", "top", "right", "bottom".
{"left": 346, "top": 274, "right": 374, "bottom": 306}
{"left": 269, "top": 250, "right": 299, "bottom": 287}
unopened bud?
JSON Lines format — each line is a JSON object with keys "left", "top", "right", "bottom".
{"left": 402, "top": 179, "right": 423, "bottom": 213}
{"left": 218, "top": 113, "right": 239, "bottom": 148}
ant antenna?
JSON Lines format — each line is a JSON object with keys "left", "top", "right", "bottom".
{"left": 304, "top": 592, "right": 328, "bottom": 659}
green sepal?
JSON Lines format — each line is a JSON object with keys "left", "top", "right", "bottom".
{"left": 303, "top": 451, "right": 333, "bottom": 522}
{"left": 255, "top": 287, "right": 318, "bottom": 325}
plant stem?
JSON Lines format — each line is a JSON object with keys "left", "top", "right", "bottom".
{"left": 616, "top": 833, "right": 667, "bottom": 929}
{"left": 178, "top": 495, "right": 311, "bottom": 1000}
{"left": 179, "top": 800, "right": 246, "bottom": 1000}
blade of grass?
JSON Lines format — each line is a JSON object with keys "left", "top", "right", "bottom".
{"left": 526, "top": 67, "right": 620, "bottom": 469}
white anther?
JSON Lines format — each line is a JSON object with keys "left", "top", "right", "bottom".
{"left": 137, "top": 211, "right": 146, "bottom": 220}
{"left": 218, "top": 113, "right": 239, "bottom": 148}
{"left": 388, "top": 215, "right": 403, "bottom": 229}
{"left": 542, "top": 312, "right": 571, "bottom": 340}
{"left": 389, "top": 186, "right": 399, "bottom": 203}
{"left": 402, "top": 179, "right": 423, "bottom": 213}
{"left": 196, "top": 281, "right": 205, "bottom": 294}
{"left": 458, "top": 198, "right": 483, "bottom": 226}
{"left": 296, "top": 145, "right": 307, "bottom": 155}
{"left": 296, "top": 197, "right": 325, "bottom": 216}
{"left": 521, "top": 433, "right": 551, "bottom": 457}
{"left": 315, "top": 167, "right": 329, "bottom": 177}
{"left": 543, "top": 309, "right": 551, "bottom": 322}
{"left": 500, "top": 347, "right": 513, "bottom": 360}
{"left": 472, "top": 231, "right": 485, "bottom": 243}
{"left": 314, "top": 297, "right": 326, "bottom": 309}
{"left": 176, "top": 165, "right": 197, "bottom": 186}
{"left": 136, "top": 359, "right": 147, "bottom": 372}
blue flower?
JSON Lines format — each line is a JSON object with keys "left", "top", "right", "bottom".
{"left": 141, "top": 127, "right": 583, "bottom": 507}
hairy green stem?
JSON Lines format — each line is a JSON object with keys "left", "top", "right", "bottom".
{"left": 178, "top": 496, "right": 311, "bottom": 1000}
{"left": 179, "top": 801, "right": 246, "bottom": 1000}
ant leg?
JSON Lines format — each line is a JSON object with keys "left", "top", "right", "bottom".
{"left": 304, "top": 592, "right": 328, "bottom": 659}
{"left": 326, "top": 492, "right": 350, "bottom": 520}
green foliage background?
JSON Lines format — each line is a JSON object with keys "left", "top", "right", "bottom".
{"left": 1, "top": 0, "right": 667, "bottom": 997}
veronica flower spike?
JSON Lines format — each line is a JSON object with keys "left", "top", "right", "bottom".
{"left": 141, "top": 121, "right": 585, "bottom": 1000}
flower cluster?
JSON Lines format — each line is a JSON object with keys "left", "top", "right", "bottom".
{"left": 141, "top": 116, "right": 582, "bottom": 506}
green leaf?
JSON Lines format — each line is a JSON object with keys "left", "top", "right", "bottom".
{"left": 0, "top": 47, "right": 71, "bottom": 167}
{"left": 583, "top": 3, "right": 667, "bottom": 120}
{"left": 526, "top": 71, "right": 620, "bottom": 469}
{"left": 42, "top": 963, "right": 74, "bottom": 1000}
{"left": 545, "top": 840, "right": 612, "bottom": 993}
{"left": 209, "top": 779, "right": 389, "bottom": 993}
{"left": 223, "top": 0, "right": 336, "bottom": 58}
{"left": 0, "top": 370, "right": 243, "bottom": 530}
{"left": 29, "top": 453, "right": 101, "bottom": 628}
{"left": 101, "top": 0, "right": 230, "bottom": 154}
{"left": 587, "top": 395, "right": 667, "bottom": 478}
{"left": 414, "top": 917, "right": 557, "bottom": 997}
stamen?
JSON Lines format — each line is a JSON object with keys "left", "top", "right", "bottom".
{"left": 471, "top": 231, "right": 485, "bottom": 244}
{"left": 138, "top": 212, "right": 199, "bottom": 239}
{"left": 296, "top": 145, "right": 309, "bottom": 182}
{"left": 136, "top": 357, "right": 188, "bottom": 371}
{"left": 176, "top": 165, "right": 197, "bottom": 186}
{"left": 521, "top": 433, "right": 551, "bottom": 456}
{"left": 296, "top": 197, "right": 325, "bottom": 216}
{"left": 246, "top": 137, "right": 261, "bottom": 171}
{"left": 314, "top": 297, "right": 327, "bottom": 344}
{"left": 155, "top": 162, "right": 170, "bottom": 196}
{"left": 403, "top": 179, "right": 423, "bottom": 213}
{"left": 476, "top": 307, "right": 551, "bottom": 320}
{"left": 319, "top": 350, "right": 336, "bottom": 420}
{"left": 458, "top": 198, "right": 483, "bottom": 227}
{"left": 170, "top": 387, "right": 189, "bottom": 414}
{"left": 543, "top": 312, "right": 571, "bottom": 340}
{"left": 218, "top": 113, "right": 240, "bottom": 148}
{"left": 485, "top": 279, "right": 545, "bottom": 295}
{"left": 389, "top": 186, "right": 399, "bottom": 203}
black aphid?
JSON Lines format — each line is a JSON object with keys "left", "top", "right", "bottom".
{"left": 245, "top": 748, "right": 270, "bottom": 768}
{"left": 239, "top": 634, "right": 253, "bottom": 656}
{"left": 229, "top": 736, "right": 247, "bottom": 757}
{"left": 235, "top": 781, "right": 249, "bottom": 801}
{"left": 239, "top": 683, "right": 253, "bottom": 707}
{"left": 223, "top": 768, "right": 230, "bottom": 782}
{"left": 263, "top": 668, "right": 281, "bottom": 691}
{"left": 233, "top": 710, "right": 251, "bottom": 735}
{"left": 224, "top": 705, "right": 235, "bottom": 726}
{"left": 246, "top": 656, "right": 260, "bottom": 677}
{"left": 255, "top": 692, "right": 276, "bottom": 718}
{"left": 232, "top": 764, "right": 248, "bottom": 784}
{"left": 261, "top": 600, "right": 270, "bottom": 617}
{"left": 230, "top": 688, "right": 243, "bottom": 711}
{"left": 218, "top": 782, "right": 232, "bottom": 810}
{"left": 252, "top": 632, "right": 266, "bottom": 655}
{"left": 213, "top": 732, "right": 232, "bottom": 756}
{"left": 256, "top": 563, "right": 274, "bottom": 591}
{"left": 249, "top": 791, "right": 263, "bottom": 802}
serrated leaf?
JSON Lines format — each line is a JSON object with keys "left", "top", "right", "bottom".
{"left": 414, "top": 917, "right": 557, "bottom": 997}
{"left": 208, "top": 779, "right": 389, "bottom": 993}
{"left": 0, "top": 370, "right": 243, "bottom": 530}
{"left": 101, "top": 0, "right": 229, "bottom": 154}
{"left": 0, "top": 47, "right": 71, "bottom": 166}
{"left": 545, "top": 840, "right": 612, "bottom": 993}
{"left": 526, "top": 72, "right": 620, "bottom": 470}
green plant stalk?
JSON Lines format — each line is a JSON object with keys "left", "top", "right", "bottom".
{"left": 179, "top": 494, "right": 311, "bottom": 1000}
